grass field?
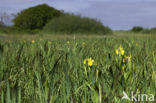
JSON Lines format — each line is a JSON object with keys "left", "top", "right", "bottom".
{"left": 0, "top": 33, "right": 156, "bottom": 103}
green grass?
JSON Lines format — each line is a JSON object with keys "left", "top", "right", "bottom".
{"left": 0, "top": 34, "right": 156, "bottom": 103}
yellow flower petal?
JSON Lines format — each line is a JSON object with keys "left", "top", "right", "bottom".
{"left": 82, "top": 42, "right": 85, "bottom": 45}
{"left": 84, "top": 59, "right": 87, "bottom": 65}
{"left": 123, "top": 57, "right": 126, "bottom": 63}
{"left": 67, "top": 41, "right": 70, "bottom": 44}
{"left": 120, "top": 49, "right": 125, "bottom": 55}
{"left": 32, "top": 40, "right": 35, "bottom": 43}
{"left": 84, "top": 57, "right": 95, "bottom": 67}
{"left": 116, "top": 49, "right": 119, "bottom": 55}
{"left": 122, "top": 65, "right": 125, "bottom": 71}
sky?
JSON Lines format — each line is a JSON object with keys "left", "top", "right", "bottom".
{"left": 0, "top": 0, "right": 156, "bottom": 30}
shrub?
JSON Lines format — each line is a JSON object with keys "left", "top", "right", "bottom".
{"left": 131, "top": 26, "right": 144, "bottom": 32}
{"left": 150, "top": 28, "right": 156, "bottom": 33}
{"left": 131, "top": 26, "right": 156, "bottom": 34}
{"left": 43, "top": 14, "right": 112, "bottom": 35}
{"left": 0, "top": 26, "right": 20, "bottom": 34}
{"left": 142, "top": 28, "right": 151, "bottom": 34}
{"left": 13, "top": 4, "right": 62, "bottom": 30}
{"left": 0, "top": 21, "right": 4, "bottom": 27}
{"left": 0, "top": 26, "right": 40, "bottom": 34}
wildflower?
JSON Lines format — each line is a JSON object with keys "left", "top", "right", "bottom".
{"left": 120, "top": 49, "right": 125, "bottom": 55}
{"left": 122, "top": 65, "right": 125, "bottom": 71}
{"left": 88, "top": 58, "right": 94, "bottom": 66}
{"left": 127, "top": 55, "right": 131, "bottom": 62}
{"left": 123, "top": 57, "right": 126, "bottom": 63}
{"left": 119, "top": 46, "right": 125, "bottom": 55}
{"left": 115, "top": 49, "right": 119, "bottom": 55}
{"left": 84, "top": 57, "right": 95, "bottom": 67}
{"left": 32, "top": 40, "right": 35, "bottom": 43}
{"left": 67, "top": 41, "right": 70, "bottom": 44}
{"left": 84, "top": 59, "right": 87, "bottom": 65}
{"left": 119, "top": 45, "right": 123, "bottom": 50}
{"left": 115, "top": 45, "right": 125, "bottom": 55}
{"left": 82, "top": 42, "right": 86, "bottom": 46}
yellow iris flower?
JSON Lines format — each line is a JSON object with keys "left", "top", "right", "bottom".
{"left": 67, "top": 41, "right": 70, "bottom": 44}
{"left": 84, "top": 57, "right": 95, "bottom": 67}
{"left": 123, "top": 57, "right": 126, "bottom": 63}
{"left": 119, "top": 46, "right": 125, "bottom": 55}
{"left": 32, "top": 40, "right": 35, "bottom": 43}
{"left": 122, "top": 65, "right": 125, "bottom": 71}
{"left": 120, "top": 49, "right": 125, "bottom": 55}
{"left": 115, "top": 49, "right": 119, "bottom": 55}
{"left": 115, "top": 45, "right": 125, "bottom": 55}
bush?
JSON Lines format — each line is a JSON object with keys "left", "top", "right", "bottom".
{"left": 131, "top": 26, "right": 156, "bottom": 34}
{"left": 150, "top": 28, "right": 156, "bottom": 33}
{"left": 13, "top": 4, "right": 62, "bottom": 30}
{"left": 0, "top": 26, "right": 41, "bottom": 34}
{"left": 43, "top": 14, "right": 112, "bottom": 35}
{"left": 0, "top": 26, "right": 12, "bottom": 34}
{"left": 142, "top": 28, "right": 156, "bottom": 34}
{"left": 0, "top": 26, "right": 21, "bottom": 34}
{"left": 131, "top": 26, "right": 144, "bottom": 32}
{"left": 0, "top": 21, "right": 4, "bottom": 27}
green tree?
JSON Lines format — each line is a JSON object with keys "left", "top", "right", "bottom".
{"left": 13, "top": 4, "right": 62, "bottom": 30}
{"left": 131, "top": 26, "right": 144, "bottom": 32}
{"left": 43, "top": 14, "right": 112, "bottom": 35}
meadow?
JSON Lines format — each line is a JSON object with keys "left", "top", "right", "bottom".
{"left": 0, "top": 33, "right": 156, "bottom": 103}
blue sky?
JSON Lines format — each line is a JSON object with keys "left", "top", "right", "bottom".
{"left": 0, "top": 0, "right": 156, "bottom": 30}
